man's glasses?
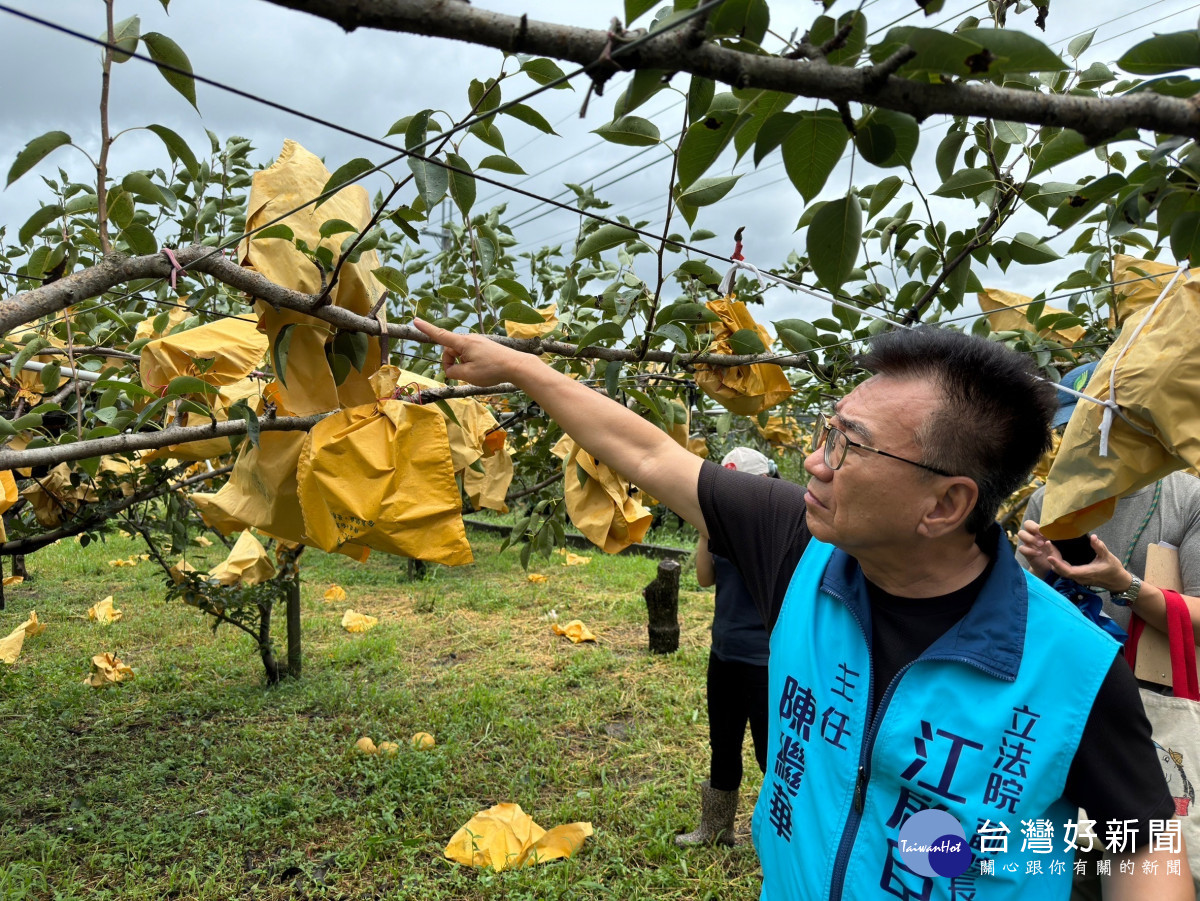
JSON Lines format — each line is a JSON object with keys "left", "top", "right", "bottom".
{"left": 811, "top": 412, "right": 953, "bottom": 477}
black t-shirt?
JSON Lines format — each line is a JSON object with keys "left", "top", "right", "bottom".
{"left": 697, "top": 460, "right": 1174, "bottom": 847}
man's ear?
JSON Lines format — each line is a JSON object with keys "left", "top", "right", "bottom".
{"left": 917, "top": 477, "right": 979, "bottom": 539}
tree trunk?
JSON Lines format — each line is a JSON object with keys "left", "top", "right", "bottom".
{"left": 643, "top": 558, "right": 681, "bottom": 654}
{"left": 258, "top": 600, "right": 279, "bottom": 685}
{"left": 286, "top": 578, "right": 302, "bottom": 679}
{"left": 12, "top": 555, "right": 29, "bottom": 580}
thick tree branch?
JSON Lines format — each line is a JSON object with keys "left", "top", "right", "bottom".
{"left": 0, "top": 247, "right": 810, "bottom": 370}
{"left": 260, "top": 0, "right": 1200, "bottom": 142}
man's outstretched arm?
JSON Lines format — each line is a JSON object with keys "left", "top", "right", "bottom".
{"left": 413, "top": 319, "right": 707, "bottom": 536}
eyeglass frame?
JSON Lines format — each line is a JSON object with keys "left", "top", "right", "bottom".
{"left": 811, "top": 411, "right": 954, "bottom": 478}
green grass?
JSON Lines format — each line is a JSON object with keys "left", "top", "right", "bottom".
{"left": 0, "top": 528, "right": 764, "bottom": 900}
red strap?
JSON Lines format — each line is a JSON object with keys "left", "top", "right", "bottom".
{"left": 1165, "top": 589, "right": 1200, "bottom": 701}
{"left": 1129, "top": 590, "right": 1200, "bottom": 700}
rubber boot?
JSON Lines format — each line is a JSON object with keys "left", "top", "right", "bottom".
{"left": 675, "top": 780, "right": 738, "bottom": 847}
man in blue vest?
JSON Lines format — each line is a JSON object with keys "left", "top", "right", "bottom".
{"left": 415, "top": 319, "right": 1188, "bottom": 900}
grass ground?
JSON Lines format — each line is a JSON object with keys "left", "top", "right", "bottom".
{"left": 0, "top": 527, "right": 764, "bottom": 900}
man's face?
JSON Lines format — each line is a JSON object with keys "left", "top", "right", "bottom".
{"left": 802, "top": 375, "right": 943, "bottom": 554}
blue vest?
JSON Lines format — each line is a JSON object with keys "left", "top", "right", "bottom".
{"left": 752, "top": 532, "right": 1117, "bottom": 901}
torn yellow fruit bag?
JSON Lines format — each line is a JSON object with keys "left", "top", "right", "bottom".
{"left": 693, "top": 296, "right": 793, "bottom": 416}
{"left": 552, "top": 436, "right": 651, "bottom": 554}
{"left": 139, "top": 315, "right": 267, "bottom": 392}
{"left": 463, "top": 444, "right": 514, "bottom": 514}
{"left": 84, "top": 652, "right": 133, "bottom": 687}
{"left": 1041, "top": 278, "right": 1200, "bottom": 538}
{"left": 296, "top": 389, "right": 472, "bottom": 565}
{"left": 370, "top": 366, "right": 501, "bottom": 475}
{"left": 203, "top": 384, "right": 369, "bottom": 561}
{"left": 239, "top": 140, "right": 386, "bottom": 416}
{"left": 0, "top": 469, "right": 18, "bottom": 542}
{"left": 342, "top": 609, "right": 378, "bottom": 633}
{"left": 1112, "top": 254, "right": 1195, "bottom": 326}
{"left": 87, "top": 596, "right": 123, "bottom": 624}
{"left": 444, "top": 802, "right": 593, "bottom": 871}
{"left": 978, "top": 288, "right": 1085, "bottom": 345}
{"left": 0, "top": 611, "right": 44, "bottom": 665}
{"left": 552, "top": 620, "right": 597, "bottom": 643}
{"left": 208, "top": 531, "right": 275, "bottom": 586}
{"left": 504, "top": 302, "right": 559, "bottom": 339}
{"left": 324, "top": 585, "right": 347, "bottom": 603}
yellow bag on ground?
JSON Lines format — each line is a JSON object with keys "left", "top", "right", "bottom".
{"left": 341, "top": 609, "right": 378, "bottom": 633}
{"left": 87, "top": 596, "right": 123, "bottom": 624}
{"left": 504, "top": 303, "right": 558, "bottom": 339}
{"left": 238, "top": 140, "right": 386, "bottom": 416}
{"left": 551, "top": 436, "right": 651, "bottom": 554}
{"left": 444, "top": 802, "right": 592, "bottom": 871}
{"left": 1042, "top": 279, "right": 1200, "bottom": 538}
{"left": 552, "top": 619, "right": 597, "bottom": 643}
{"left": 139, "top": 316, "right": 267, "bottom": 393}
{"left": 693, "top": 296, "right": 792, "bottom": 415}
{"left": 1112, "top": 254, "right": 1195, "bottom": 326}
{"left": 978, "top": 288, "right": 1085, "bottom": 345}
{"left": 208, "top": 531, "right": 275, "bottom": 586}
{"left": 296, "top": 395, "right": 472, "bottom": 565}
{"left": 84, "top": 652, "right": 133, "bottom": 687}
{"left": 0, "top": 611, "right": 43, "bottom": 665}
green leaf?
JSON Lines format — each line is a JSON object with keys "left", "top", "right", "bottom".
{"left": 273, "top": 323, "right": 296, "bottom": 387}
{"left": 1068, "top": 30, "right": 1095, "bottom": 60}
{"left": 7, "top": 131, "right": 71, "bottom": 187}
{"left": 855, "top": 109, "right": 918, "bottom": 168}
{"left": 676, "top": 174, "right": 740, "bottom": 207}
{"left": 142, "top": 32, "right": 199, "bottom": 110}
{"left": 808, "top": 11, "right": 868, "bottom": 67}
{"left": 253, "top": 224, "right": 295, "bottom": 242}
{"left": 1030, "top": 130, "right": 1089, "bottom": 177}
{"left": 728, "top": 329, "right": 766, "bottom": 355}
{"left": 146, "top": 124, "right": 200, "bottom": 178}
{"left": 806, "top": 195, "right": 862, "bottom": 294}
{"left": 782, "top": 111, "right": 847, "bottom": 202}
{"left": 625, "top": 0, "right": 661, "bottom": 25}
{"left": 372, "top": 265, "right": 408, "bottom": 296}
{"left": 687, "top": 76, "right": 716, "bottom": 123}
{"left": 935, "top": 129, "right": 968, "bottom": 182}
{"left": 469, "top": 120, "right": 506, "bottom": 152}
{"left": 709, "top": 0, "right": 770, "bottom": 45}
{"left": 593, "top": 116, "right": 660, "bottom": 147}
{"left": 446, "top": 152, "right": 475, "bottom": 216}
{"left": 405, "top": 110, "right": 434, "bottom": 151}
{"left": 1170, "top": 212, "right": 1200, "bottom": 264}
{"left": 733, "top": 91, "right": 795, "bottom": 162}
{"left": 677, "top": 109, "right": 738, "bottom": 188}
{"left": 106, "top": 15, "right": 141, "bottom": 63}
{"left": 408, "top": 156, "right": 449, "bottom": 211}
{"left": 956, "top": 28, "right": 1067, "bottom": 76}
{"left": 499, "top": 301, "right": 546, "bottom": 325}
{"left": 10, "top": 336, "right": 50, "bottom": 379}
{"left": 319, "top": 158, "right": 374, "bottom": 206}
{"left": 521, "top": 58, "right": 573, "bottom": 89}
{"left": 432, "top": 399, "right": 462, "bottom": 428}
{"left": 121, "top": 223, "right": 158, "bottom": 256}
{"left": 468, "top": 78, "right": 502, "bottom": 118}
{"left": 575, "top": 224, "right": 639, "bottom": 260}
{"left": 39, "top": 363, "right": 61, "bottom": 392}
{"left": 333, "top": 330, "right": 370, "bottom": 372}
{"left": 491, "top": 277, "right": 532, "bottom": 303}
{"left": 166, "top": 375, "right": 220, "bottom": 396}
{"left": 19, "top": 205, "right": 62, "bottom": 246}
{"left": 227, "top": 398, "right": 260, "bottom": 448}
{"left": 318, "top": 218, "right": 358, "bottom": 239}
{"left": 502, "top": 102, "right": 557, "bottom": 135}
{"left": 605, "top": 360, "right": 623, "bottom": 398}
{"left": 576, "top": 322, "right": 625, "bottom": 350}
{"left": 867, "top": 176, "right": 904, "bottom": 220}
{"left": 869, "top": 27, "right": 980, "bottom": 76}
{"left": 753, "top": 111, "right": 801, "bottom": 166}
{"left": 1119, "top": 31, "right": 1200, "bottom": 76}
{"left": 1008, "top": 232, "right": 1060, "bottom": 265}
{"left": 932, "top": 168, "right": 995, "bottom": 199}
{"left": 477, "top": 155, "right": 525, "bottom": 176}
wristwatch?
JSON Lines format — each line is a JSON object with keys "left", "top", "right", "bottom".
{"left": 1110, "top": 575, "right": 1143, "bottom": 607}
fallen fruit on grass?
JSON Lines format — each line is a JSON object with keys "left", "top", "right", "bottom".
{"left": 412, "top": 732, "right": 435, "bottom": 750}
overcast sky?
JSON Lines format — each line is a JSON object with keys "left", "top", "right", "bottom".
{"left": 2, "top": 0, "right": 1198, "bottom": 327}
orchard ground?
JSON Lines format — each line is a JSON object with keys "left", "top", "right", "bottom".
{"left": 0, "top": 525, "right": 765, "bottom": 901}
